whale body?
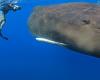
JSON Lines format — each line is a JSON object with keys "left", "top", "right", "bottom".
{"left": 28, "top": 3, "right": 100, "bottom": 57}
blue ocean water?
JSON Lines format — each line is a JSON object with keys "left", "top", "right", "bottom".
{"left": 0, "top": 0, "right": 100, "bottom": 80}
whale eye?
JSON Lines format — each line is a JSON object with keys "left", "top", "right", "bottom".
{"left": 82, "top": 20, "right": 90, "bottom": 24}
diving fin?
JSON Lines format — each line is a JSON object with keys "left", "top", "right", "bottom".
{"left": 0, "top": 31, "right": 8, "bottom": 40}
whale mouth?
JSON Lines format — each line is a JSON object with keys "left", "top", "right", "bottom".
{"left": 36, "top": 37, "right": 66, "bottom": 46}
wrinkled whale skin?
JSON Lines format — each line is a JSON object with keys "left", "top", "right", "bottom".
{"left": 28, "top": 3, "right": 100, "bottom": 57}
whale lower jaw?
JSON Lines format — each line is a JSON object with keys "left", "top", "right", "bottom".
{"left": 36, "top": 37, "right": 66, "bottom": 46}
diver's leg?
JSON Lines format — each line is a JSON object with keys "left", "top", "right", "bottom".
{"left": 0, "top": 11, "right": 8, "bottom": 40}
{"left": 0, "top": 20, "right": 8, "bottom": 40}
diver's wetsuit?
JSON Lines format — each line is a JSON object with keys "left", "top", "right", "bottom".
{"left": 0, "top": 4, "right": 9, "bottom": 40}
{"left": 0, "top": 3, "right": 21, "bottom": 40}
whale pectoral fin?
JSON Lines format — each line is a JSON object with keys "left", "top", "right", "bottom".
{"left": 36, "top": 37, "right": 66, "bottom": 46}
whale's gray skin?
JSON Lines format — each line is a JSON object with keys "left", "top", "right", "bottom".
{"left": 28, "top": 3, "right": 100, "bottom": 57}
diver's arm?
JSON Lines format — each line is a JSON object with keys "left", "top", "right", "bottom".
{"left": 9, "top": 4, "right": 21, "bottom": 12}
{"left": 13, "top": 5, "right": 21, "bottom": 12}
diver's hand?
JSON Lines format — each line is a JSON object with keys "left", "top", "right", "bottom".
{"left": 16, "top": 6, "right": 21, "bottom": 10}
{"left": 13, "top": 6, "right": 21, "bottom": 12}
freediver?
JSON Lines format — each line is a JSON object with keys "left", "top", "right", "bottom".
{"left": 0, "top": 2, "right": 21, "bottom": 40}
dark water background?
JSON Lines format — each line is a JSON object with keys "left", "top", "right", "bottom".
{"left": 0, "top": 0, "right": 100, "bottom": 80}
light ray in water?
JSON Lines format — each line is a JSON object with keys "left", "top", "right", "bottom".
{"left": 0, "top": 0, "right": 20, "bottom": 9}
{"left": 97, "top": 0, "right": 100, "bottom": 5}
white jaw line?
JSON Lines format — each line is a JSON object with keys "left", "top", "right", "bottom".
{"left": 36, "top": 37, "right": 66, "bottom": 46}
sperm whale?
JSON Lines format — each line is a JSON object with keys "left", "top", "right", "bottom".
{"left": 28, "top": 3, "right": 100, "bottom": 57}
